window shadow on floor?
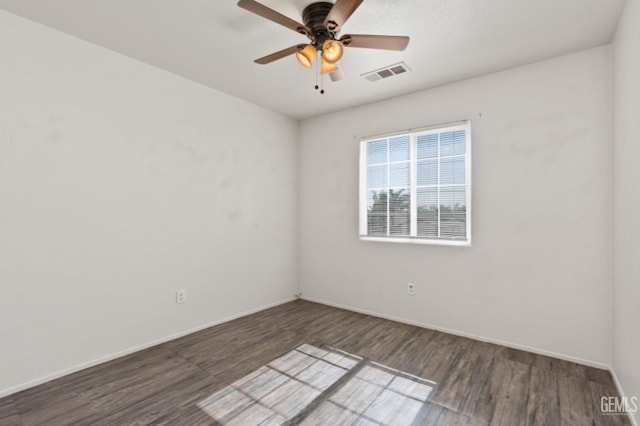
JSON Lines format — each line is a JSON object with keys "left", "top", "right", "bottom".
{"left": 197, "top": 343, "right": 436, "bottom": 425}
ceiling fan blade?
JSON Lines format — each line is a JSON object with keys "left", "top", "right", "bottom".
{"left": 238, "top": 0, "right": 309, "bottom": 35}
{"left": 340, "top": 34, "right": 410, "bottom": 51}
{"left": 254, "top": 44, "right": 306, "bottom": 65}
{"left": 324, "top": 0, "right": 364, "bottom": 31}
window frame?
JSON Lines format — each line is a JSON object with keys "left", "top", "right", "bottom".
{"left": 358, "top": 120, "right": 472, "bottom": 246}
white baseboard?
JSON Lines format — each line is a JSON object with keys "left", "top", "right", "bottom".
{"left": 609, "top": 368, "right": 639, "bottom": 426}
{"left": 0, "top": 297, "right": 296, "bottom": 399}
{"left": 299, "top": 295, "right": 611, "bottom": 370}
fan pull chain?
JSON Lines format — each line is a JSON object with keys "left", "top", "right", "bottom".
{"left": 311, "top": 50, "right": 325, "bottom": 94}
{"left": 314, "top": 51, "right": 319, "bottom": 91}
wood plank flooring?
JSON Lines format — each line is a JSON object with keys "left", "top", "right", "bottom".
{"left": 0, "top": 300, "right": 631, "bottom": 425}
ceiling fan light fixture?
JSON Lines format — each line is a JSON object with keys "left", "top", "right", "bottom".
{"left": 321, "top": 57, "right": 339, "bottom": 74}
{"left": 322, "top": 39, "right": 343, "bottom": 64}
{"left": 295, "top": 44, "right": 316, "bottom": 69}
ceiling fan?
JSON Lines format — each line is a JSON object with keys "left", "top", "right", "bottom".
{"left": 237, "top": 0, "right": 409, "bottom": 85}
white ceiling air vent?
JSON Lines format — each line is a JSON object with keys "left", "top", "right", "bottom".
{"left": 362, "top": 62, "right": 410, "bottom": 82}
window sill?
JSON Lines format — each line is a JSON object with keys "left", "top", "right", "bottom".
{"left": 359, "top": 236, "right": 471, "bottom": 247}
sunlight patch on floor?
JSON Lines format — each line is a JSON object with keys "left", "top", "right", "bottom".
{"left": 197, "top": 344, "right": 436, "bottom": 425}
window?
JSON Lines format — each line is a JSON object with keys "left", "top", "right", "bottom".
{"left": 359, "top": 121, "right": 471, "bottom": 245}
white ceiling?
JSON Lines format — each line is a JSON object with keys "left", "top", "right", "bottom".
{"left": 0, "top": 0, "right": 625, "bottom": 120}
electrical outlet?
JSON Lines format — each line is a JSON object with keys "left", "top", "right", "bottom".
{"left": 176, "top": 289, "right": 186, "bottom": 304}
{"left": 408, "top": 283, "right": 415, "bottom": 296}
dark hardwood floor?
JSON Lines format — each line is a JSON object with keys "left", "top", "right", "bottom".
{"left": 0, "top": 300, "right": 631, "bottom": 425}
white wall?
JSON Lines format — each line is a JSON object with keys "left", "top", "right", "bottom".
{"left": 0, "top": 11, "right": 298, "bottom": 396}
{"left": 299, "top": 47, "right": 612, "bottom": 366}
{"left": 613, "top": 0, "right": 640, "bottom": 422}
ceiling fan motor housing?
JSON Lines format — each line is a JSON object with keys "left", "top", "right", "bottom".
{"left": 302, "top": 2, "right": 338, "bottom": 47}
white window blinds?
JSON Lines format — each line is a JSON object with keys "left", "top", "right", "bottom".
{"left": 359, "top": 122, "right": 471, "bottom": 245}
